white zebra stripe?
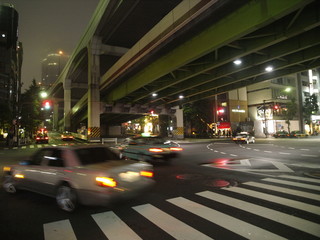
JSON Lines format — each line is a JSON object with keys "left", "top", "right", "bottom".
{"left": 43, "top": 219, "right": 76, "bottom": 240}
{"left": 167, "top": 197, "right": 286, "bottom": 240}
{"left": 223, "top": 187, "right": 320, "bottom": 214}
{"left": 197, "top": 191, "right": 320, "bottom": 237}
{"left": 133, "top": 204, "right": 212, "bottom": 240}
{"left": 262, "top": 178, "right": 320, "bottom": 191}
{"left": 243, "top": 181, "right": 320, "bottom": 201}
{"left": 278, "top": 175, "right": 320, "bottom": 184}
{"left": 92, "top": 211, "right": 141, "bottom": 240}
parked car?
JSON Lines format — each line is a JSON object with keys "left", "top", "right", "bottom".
{"left": 61, "top": 131, "right": 74, "bottom": 141}
{"left": 289, "top": 131, "right": 308, "bottom": 138}
{"left": 273, "top": 131, "right": 289, "bottom": 138}
{"left": 2, "top": 145, "right": 154, "bottom": 212}
{"left": 232, "top": 132, "right": 255, "bottom": 144}
{"left": 35, "top": 133, "right": 49, "bottom": 144}
{"left": 120, "top": 135, "right": 183, "bottom": 163}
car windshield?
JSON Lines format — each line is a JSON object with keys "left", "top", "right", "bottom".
{"left": 36, "top": 133, "right": 47, "bottom": 138}
{"left": 75, "top": 147, "right": 120, "bottom": 165}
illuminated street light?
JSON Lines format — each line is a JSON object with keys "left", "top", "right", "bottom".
{"left": 233, "top": 59, "right": 242, "bottom": 65}
{"left": 40, "top": 91, "right": 48, "bottom": 98}
{"left": 152, "top": 93, "right": 158, "bottom": 97}
{"left": 265, "top": 66, "right": 273, "bottom": 72}
{"left": 179, "top": 95, "right": 184, "bottom": 99}
{"left": 284, "top": 87, "right": 291, "bottom": 92}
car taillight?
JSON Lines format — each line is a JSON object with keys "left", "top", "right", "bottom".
{"left": 36, "top": 137, "right": 40, "bottom": 140}
{"left": 170, "top": 147, "right": 183, "bottom": 151}
{"left": 149, "top": 148, "right": 163, "bottom": 153}
{"left": 140, "top": 171, "right": 154, "bottom": 178}
{"left": 96, "top": 177, "right": 117, "bottom": 187}
{"left": 45, "top": 137, "right": 49, "bottom": 140}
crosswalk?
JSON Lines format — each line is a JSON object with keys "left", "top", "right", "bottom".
{"left": 43, "top": 174, "right": 320, "bottom": 240}
{"left": 2, "top": 142, "right": 91, "bottom": 150}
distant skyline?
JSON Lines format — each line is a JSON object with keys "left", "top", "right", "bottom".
{"left": 1, "top": 0, "right": 100, "bottom": 91}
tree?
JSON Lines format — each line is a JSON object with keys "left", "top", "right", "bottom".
{"left": 283, "top": 98, "right": 297, "bottom": 133}
{"left": 303, "top": 94, "right": 319, "bottom": 134}
{"left": 183, "top": 100, "right": 213, "bottom": 137}
{"left": 19, "top": 79, "right": 43, "bottom": 137}
{"left": 0, "top": 102, "right": 13, "bottom": 130}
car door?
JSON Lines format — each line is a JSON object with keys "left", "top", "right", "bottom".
{"left": 22, "top": 148, "right": 54, "bottom": 192}
{"left": 37, "top": 148, "right": 65, "bottom": 196}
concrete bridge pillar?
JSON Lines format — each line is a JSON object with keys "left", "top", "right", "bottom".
{"left": 173, "top": 106, "right": 184, "bottom": 139}
{"left": 87, "top": 36, "right": 101, "bottom": 142}
{"left": 63, "top": 79, "right": 72, "bottom": 131}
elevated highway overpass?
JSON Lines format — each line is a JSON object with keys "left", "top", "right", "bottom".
{"left": 47, "top": 0, "right": 320, "bottom": 140}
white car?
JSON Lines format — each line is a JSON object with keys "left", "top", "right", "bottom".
{"left": 232, "top": 132, "right": 255, "bottom": 144}
{"left": 3, "top": 145, "right": 154, "bottom": 212}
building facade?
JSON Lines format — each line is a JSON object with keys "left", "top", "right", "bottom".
{"left": 0, "top": 3, "right": 22, "bottom": 139}
{"left": 41, "top": 52, "right": 68, "bottom": 89}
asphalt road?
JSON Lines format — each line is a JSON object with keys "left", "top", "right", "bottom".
{"left": 0, "top": 136, "right": 319, "bottom": 240}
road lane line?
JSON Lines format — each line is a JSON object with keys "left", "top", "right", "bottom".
{"left": 224, "top": 187, "right": 320, "bottom": 214}
{"left": 167, "top": 197, "right": 286, "bottom": 240}
{"left": 133, "top": 204, "right": 212, "bottom": 240}
{"left": 279, "top": 152, "right": 290, "bottom": 155}
{"left": 243, "top": 182, "right": 320, "bottom": 201}
{"left": 264, "top": 151, "right": 272, "bottom": 153}
{"left": 278, "top": 175, "right": 320, "bottom": 184}
{"left": 197, "top": 191, "right": 320, "bottom": 238}
{"left": 43, "top": 219, "right": 76, "bottom": 240}
{"left": 300, "top": 149, "right": 310, "bottom": 151}
{"left": 92, "top": 211, "right": 142, "bottom": 240}
{"left": 262, "top": 178, "right": 320, "bottom": 191}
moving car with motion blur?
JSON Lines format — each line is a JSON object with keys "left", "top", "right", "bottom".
{"left": 273, "top": 131, "right": 289, "bottom": 138}
{"left": 2, "top": 145, "right": 154, "bottom": 212}
{"left": 120, "top": 134, "right": 183, "bottom": 163}
{"left": 232, "top": 132, "right": 255, "bottom": 144}
{"left": 35, "top": 133, "right": 49, "bottom": 144}
{"left": 61, "top": 131, "right": 74, "bottom": 141}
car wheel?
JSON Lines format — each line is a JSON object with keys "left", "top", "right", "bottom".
{"left": 3, "top": 176, "right": 17, "bottom": 194}
{"left": 56, "top": 184, "right": 77, "bottom": 212}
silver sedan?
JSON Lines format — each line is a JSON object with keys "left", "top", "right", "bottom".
{"left": 2, "top": 145, "right": 154, "bottom": 212}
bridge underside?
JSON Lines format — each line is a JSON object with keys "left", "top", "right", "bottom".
{"left": 50, "top": 0, "right": 320, "bottom": 133}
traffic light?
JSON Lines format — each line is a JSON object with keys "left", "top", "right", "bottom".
{"left": 42, "top": 100, "right": 51, "bottom": 110}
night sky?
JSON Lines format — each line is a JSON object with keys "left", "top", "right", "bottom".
{"left": 2, "top": 0, "right": 100, "bottom": 91}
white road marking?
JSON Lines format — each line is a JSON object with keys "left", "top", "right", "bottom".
{"left": 279, "top": 152, "right": 290, "bottom": 155}
{"left": 92, "top": 211, "right": 142, "bottom": 240}
{"left": 133, "top": 204, "right": 212, "bottom": 240}
{"left": 43, "top": 219, "right": 77, "bottom": 240}
{"left": 224, "top": 187, "right": 320, "bottom": 214}
{"left": 168, "top": 197, "right": 285, "bottom": 240}
{"left": 264, "top": 151, "right": 272, "bottom": 153}
{"left": 262, "top": 178, "right": 320, "bottom": 191}
{"left": 197, "top": 191, "right": 320, "bottom": 237}
{"left": 278, "top": 175, "right": 320, "bottom": 184}
{"left": 243, "top": 181, "right": 320, "bottom": 201}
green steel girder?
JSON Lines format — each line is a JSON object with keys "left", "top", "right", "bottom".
{"left": 131, "top": 2, "right": 320, "bottom": 104}
{"left": 186, "top": 58, "right": 320, "bottom": 104}
{"left": 167, "top": 44, "right": 320, "bottom": 105}
{"left": 148, "top": 28, "right": 320, "bottom": 104}
{"left": 106, "top": 0, "right": 313, "bottom": 103}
